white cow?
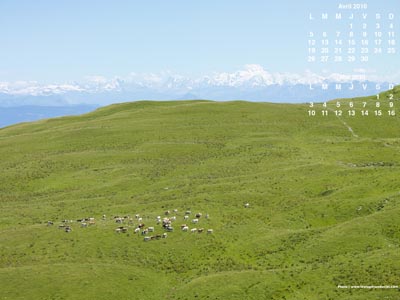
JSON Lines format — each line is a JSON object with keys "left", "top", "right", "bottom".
{"left": 182, "top": 226, "right": 189, "bottom": 231}
{"left": 191, "top": 228, "right": 197, "bottom": 233}
{"left": 192, "top": 219, "right": 199, "bottom": 224}
{"left": 207, "top": 229, "right": 213, "bottom": 234}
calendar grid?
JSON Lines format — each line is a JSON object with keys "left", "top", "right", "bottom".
{"left": 306, "top": 3, "right": 397, "bottom": 117}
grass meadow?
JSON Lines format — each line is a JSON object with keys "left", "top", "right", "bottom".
{"left": 1, "top": 86, "right": 400, "bottom": 299}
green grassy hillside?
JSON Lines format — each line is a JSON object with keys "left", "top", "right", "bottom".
{"left": 1, "top": 88, "right": 400, "bottom": 299}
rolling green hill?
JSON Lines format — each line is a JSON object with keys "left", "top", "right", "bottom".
{"left": 1, "top": 87, "right": 400, "bottom": 300}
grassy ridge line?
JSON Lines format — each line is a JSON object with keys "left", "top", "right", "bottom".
{"left": 324, "top": 84, "right": 400, "bottom": 103}
{"left": 0, "top": 96, "right": 400, "bottom": 299}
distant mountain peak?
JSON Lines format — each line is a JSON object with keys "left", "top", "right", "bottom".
{"left": 0, "top": 65, "right": 398, "bottom": 105}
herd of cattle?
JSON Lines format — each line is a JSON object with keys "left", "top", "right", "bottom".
{"left": 48, "top": 203, "right": 251, "bottom": 241}
{"left": 47, "top": 208, "right": 221, "bottom": 241}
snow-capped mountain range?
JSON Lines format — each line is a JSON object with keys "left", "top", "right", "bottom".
{"left": 0, "top": 64, "right": 398, "bottom": 107}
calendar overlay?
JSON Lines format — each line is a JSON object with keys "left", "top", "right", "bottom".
{"left": 306, "top": 3, "right": 398, "bottom": 117}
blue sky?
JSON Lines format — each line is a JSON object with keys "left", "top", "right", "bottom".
{"left": 0, "top": 0, "right": 398, "bottom": 83}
